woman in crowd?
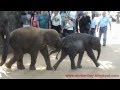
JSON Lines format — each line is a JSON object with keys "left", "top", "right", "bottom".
{"left": 62, "top": 16, "right": 74, "bottom": 37}
{"left": 31, "top": 11, "right": 39, "bottom": 28}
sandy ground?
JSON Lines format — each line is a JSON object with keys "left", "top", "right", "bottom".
{"left": 0, "top": 22, "right": 120, "bottom": 79}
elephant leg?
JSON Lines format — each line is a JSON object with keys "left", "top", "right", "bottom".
{"left": 53, "top": 50, "right": 67, "bottom": 70}
{"left": 86, "top": 48, "right": 100, "bottom": 67}
{"left": 69, "top": 54, "right": 76, "bottom": 70}
{"left": 29, "top": 51, "right": 38, "bottom": 70}
{"left": 77, "top": 52, "right": 84, "bottom": 68}
{"left": 17, "top": 56, "right": 25, "bottom": 70}
{"left": 40, "top": 47, "right": 52, "bottom": 70}
{"left": 6, "top": 51, "right": 21, "bottom": 69}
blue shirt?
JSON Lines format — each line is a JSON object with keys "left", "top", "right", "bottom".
{"left": 99, "top": 16, "right": 111, "bottom": 27}
{"left": 38, "top": 13, "right": 50, "bottom": 29}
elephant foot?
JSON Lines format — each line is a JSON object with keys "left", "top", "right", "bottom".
{"left": 46, "top": 66, "right": 53, "bottom": 70}
{"left": 53, "top": 65, "right": 57, "bottom": 70}
{"left": 17, "top": 65, "right": 25, "bottom": 70}
{"left": 96, "top": 63, "right": 100, "bottom": 67}
{"left": 0, "top": 61, "right": 5, "bottom": 66}
{"left": 29, "top": 66, "right": 36, "bottom": 70}
{"left": 5, "top": 63, "right": 12, "bottom": 69}
{"left": 77, "top": 65, "right": 82, "bottom": 68}
{"left": 71, "top": 66, "right": 77, "bottom": 70}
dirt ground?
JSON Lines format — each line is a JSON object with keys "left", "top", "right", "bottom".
{"left": 0, "top": 22, "right": 120, "bottom": 79}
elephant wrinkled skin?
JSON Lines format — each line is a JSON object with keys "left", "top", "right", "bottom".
{"left": 53, "top": 33, "right": 101, "bottom": 70}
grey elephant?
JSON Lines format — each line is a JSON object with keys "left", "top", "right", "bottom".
{"left": 4, "top": 26, "right": 62, "bottom": 70}
{"left": 52, "top": 33, "right": 101, "bottom": 70}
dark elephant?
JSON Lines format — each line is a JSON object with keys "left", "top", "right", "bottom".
{"left": 0, "top": 11, "right": 10, "bottom": 66}
{"left": 5, "top": 26, "right": 62, "bottom": 70}
{"left": 53, "top": 33, "right": 101, "bottom": 70}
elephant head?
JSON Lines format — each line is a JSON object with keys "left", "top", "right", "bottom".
{"left": 91, "top": 36, "right": 101, "bottom": 60}
{"left": 0, "top": 11, "right": 10, "bottom": 66}
{"left": 44, "top": 29, "right": 62, "bottom": 55}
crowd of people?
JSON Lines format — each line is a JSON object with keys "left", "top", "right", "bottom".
{"left": 20, "top": 11, "right": 112, "bottom": 46}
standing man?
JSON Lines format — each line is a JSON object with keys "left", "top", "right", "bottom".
{"left": 76, "top": 11, "right": 84, "bottom": 33}
{"left": 90, "top": 14, "right": 97, "bottom": 36}
{"left": 51, "top": 11, "right": 62, "bottom": 33}
{"left": 97, "top": 11, "right": 111, "bottom": 46}
{"left": 38, "top": 11, "right": 50, "bottom": 29}
{"left": 79, "top": 11, "right": 91, "bottom": 34}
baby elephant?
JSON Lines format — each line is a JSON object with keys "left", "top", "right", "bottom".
{"left": 4, "top": 26, "right": 61, "bottom": 70}
{"left": 53, "top": 33, "right": 101, "bottom": 70}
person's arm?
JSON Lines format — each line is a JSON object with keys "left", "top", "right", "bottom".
{"left": 97, "top": 17, "right": 101, "bottom": 32}
{"left": 59, "top": 14, "right": 62, "bottom": 26}
{"left": 97, "top": 21, "right": 100, "bottom": 32}
{"left": 68, "top": 20, "right": 73, "bottom": 27}
{"left": 109, "top": 21, "right": 111, "bottom": 31}
{"left": 94, "top": 18, "right": 97, "bottom": 30}
{"left": 108, "top": 18, "right": 111, "bottom": 31}
{"left": 75, "top": 11, "right": 77, "bottom": 20}
{"left": 88, "top": 16, "right": 91, "bottom": 24}
{"left": 37, "top": 21, "right": 40, "bottom": 28}
{"left": 37, "top": 14, "right": 40, "bottom": 28}
{"left": 31, "top": 17, "right": 33, "bottom": 26}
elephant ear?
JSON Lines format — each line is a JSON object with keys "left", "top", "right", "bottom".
{"left": 91, "top": 36, "right": 100, "bottom": 50}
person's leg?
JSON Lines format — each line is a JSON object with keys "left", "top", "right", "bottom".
{"left": 66, "top": 30, "right": 70, "bottom": 35}
{"left": 69, "top": 30, "right": 74, "bottom": 34}
{"left": 103, "top": 27, "right": 107, "bottom": 46}
{"left": 72, "top": 19, "right": 76, "bottom": 32}
{"left": 80, "top": 27, "right": 84, "bottom": 33}
{"left": 90, "top": 28, "right": 95, "bottom": 36}
{"left": 57, "top": 25, "right": 61, "bottom": 33}
{"left": 85, "top": 29, "right": 90, "bottom": 34}
{"left": 99, "top": 28, "right": 103, "bottom": 42}
{"left": 52, "top": 25, "right": 59, "bottom": 33}
{"left": 51, "top": 24, "right": 54, "bottom": 29}
{"left": 63, "top": 29, "right": 66, "bottom": 37}
{"left": 76, "top": 19, "right": 79, "bottom": 33}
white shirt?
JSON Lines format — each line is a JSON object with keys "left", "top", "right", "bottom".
{"left": 91, "top": 17, "right": 97, "bottom": 28}
{"left": 65, "top": 20, "right": 74, "bottom": 30}
{"left": 51, "top": 13, "right": 62, "bottom": 26}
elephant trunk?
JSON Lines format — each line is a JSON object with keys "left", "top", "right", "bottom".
{"left": 97, "top": 47, "right": 101, "bottom": 60}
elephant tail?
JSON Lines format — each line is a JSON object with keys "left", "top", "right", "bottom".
{"left": 55, "top": 38, "right": 66, "bottom": 60}
{"left": 55, "top": 49, "right": 61, "bottom": 60}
